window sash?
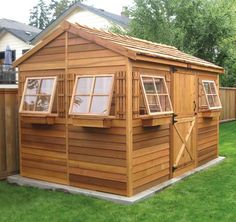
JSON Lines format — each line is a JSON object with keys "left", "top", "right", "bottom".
{"left": 69, "top": 75, "right": 114, "bottom": 116}
{"left": 19, "top": 76, "right": 57, "bottom": 114}
{"left": 202, "top": 80, "right": 222, "bottom": 110}
{"left": 141, "top": 75, "right": 173, "bottom": 115}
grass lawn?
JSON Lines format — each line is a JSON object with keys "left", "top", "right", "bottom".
{"left": 1, "top": 122, "right": 236, "bottom": 222}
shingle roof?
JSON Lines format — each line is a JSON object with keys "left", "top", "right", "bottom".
{"left": 14, "top": 21, "right": 224, "bottom": 73}
{"left": 71, "top": 23, "right": 223, "bottom": 71}
{"left": 31, "top": 2, "right": 130, "bottom": 44}
{"left": 0, "top": 18, "right": 41, "bottom": 43}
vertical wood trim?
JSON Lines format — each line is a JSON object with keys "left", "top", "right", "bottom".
{"left": 194, "top": 73, "right": 199, "bottom": 167}
{"left": 216, "top": 75, "right": 220, "bottom": 157}
{"left": 65, "top": 32, "right": 69, "bottom": 185}
{"left": 169, "top": 68, "right": 174, "bottom": 179}
{"left": 126, "top": 58, "right": 133, "bottom": 196}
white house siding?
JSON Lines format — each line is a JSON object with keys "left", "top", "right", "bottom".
{"left": 67, "top": 9, "right": 113, "bottom": 29}
{"left": 0, "top": 32, "right": 32, "bottom": 59}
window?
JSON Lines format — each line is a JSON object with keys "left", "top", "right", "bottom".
{"left": 202, "top": 80, "right": 221, "bottom": 110}
{"left": 140, "top": 75, "right": 173, "bottom": 115}
{"left": 20, "top": 77, "right": 57, "bottom": 114}
{"left": 69, "top": 75, "right": 114, "bottom": 115}
{"left": 22, "top": 49, "right": 29, "bottom": 54}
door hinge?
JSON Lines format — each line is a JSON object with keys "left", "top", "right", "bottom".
{"left": 172, "top": 113, "right": 178, "bottom": 124}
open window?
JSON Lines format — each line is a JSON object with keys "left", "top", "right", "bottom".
{"left": 69, "top": 75, "right": 114, "bottom": 116}
{"left": 19, "top": 76, "right": 57, "bottom": 115}
{"left": 201, "top": 80, "right": 221, "bottom": 110}
{"left": 140, "top": 75, "right": 173, "bottom": 127}
{"left": 140, "top": 75, "right": 173, "bottom": 115}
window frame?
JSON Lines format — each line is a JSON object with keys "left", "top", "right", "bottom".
{"left": 140, "top": 74, "right": 173, "bottom": 115}
{"left": 19, "top": 76, "right": 58, "bottom": 115}
{"left": 202, "top": 80, "right": 222, "bottom": 110}
{"left": 69, "top": 74, "right": 114, "bottom": 116}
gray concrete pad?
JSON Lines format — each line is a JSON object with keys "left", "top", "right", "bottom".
{"left": 7, "top": 156, "right": 225, "bottom": 204}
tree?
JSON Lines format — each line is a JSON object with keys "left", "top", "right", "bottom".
{"left": 49, "top": 0, "right": 83, "bottom": 20}
{"left": 29, "top": 0, "right": 83, "bottom": 29}
{"left": 29, "top": 0, "right": 50, "bottom": 29}
{"left": 126, "top": 0, "right": 236, "bottom": 86}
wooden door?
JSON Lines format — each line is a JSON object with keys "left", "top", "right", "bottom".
{"left": 171, "top": 72, "right": 197, "bottom": 177}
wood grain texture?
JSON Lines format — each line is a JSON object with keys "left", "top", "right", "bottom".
{"left": 0, "top": 89, "right": 19, "bottom": 180}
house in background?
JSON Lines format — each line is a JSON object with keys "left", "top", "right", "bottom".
{"left": 31, "top": 2, "right": 130, "bottom": 44}
{"left": 0, "top": 18, "right": 41, "bottom": 64}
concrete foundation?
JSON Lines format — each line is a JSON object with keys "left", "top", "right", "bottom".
{"left": 7, "top": 156, "right": 225, "bottom": 204}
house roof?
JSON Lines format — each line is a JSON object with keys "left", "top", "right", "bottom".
{"left": 0, "top": 18, "right": 41, "bottom": 43}
{"left": 31, "top": 2, "right": 130, "bottom": 44}
{"left": 14, "top": 21, "right": 224, "bottom": 73}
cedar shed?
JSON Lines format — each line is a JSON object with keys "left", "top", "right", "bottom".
{"left": 14, "top": 21, "right": 223, "bottom": 197}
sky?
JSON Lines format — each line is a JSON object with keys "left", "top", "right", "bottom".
{"left": 0, "top": 0, "right": 134, "bottom": 24}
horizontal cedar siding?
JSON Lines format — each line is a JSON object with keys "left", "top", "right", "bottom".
{"left": 132, "top": 124, "right": 170, "bottom": 194}
{"left": 20, "top": 33, "right": 66, "bottom": 71}
{"left": 197, "top": 117, "right": 218, "bottom": 166}
{"left": 67, "top": 33, "right": 126, "bottom": 69}
{"left": 68, "top": 125, "right": 127, "bottom": 196}
{"left": 20, "top": 123, "right": 67, "bottom": 185}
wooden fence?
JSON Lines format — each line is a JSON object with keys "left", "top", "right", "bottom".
{"left": 220, "top": 87, "right": 236, "bottom": 122}
{"left": 0, "top": 87, "right": 19, "bottom": 180}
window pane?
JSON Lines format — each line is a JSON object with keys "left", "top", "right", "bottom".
{"left": 143, "top": 77, "right": 155, "bottom": 93}
{"left": 23, "top": 96, "right": 37, "bottom": 111}
{"left": 35, "top": 96, "right": 51, "bottom": 112}
{"left": 155, "top": 78, "right": 167, "bottom": 94}
{"left": 72, "top": 96, "right": 89, "bottom": 113}
{"left": 39, "top": 79, "right": 54, "bottom": 95}
{"left": 159, "top": 95, "right": 171, "bottom": 112}
{"left": 94, "top": 77, "right": 113, "bottom": 94}
{"left": 213, "top": 95, "right": 220, "bottom": 107}
{"left": 209, "top": 82, "right": 217, "bottom": 94}
{"left": 147, "top": 95, "right": 161, "bottom": 113}
{"left": 25, "top": 79, "right": 40, "bottom": 95}
{"left": 203, "top": 82, "right": 211, "bottom": 94}
{"left": 90, "top": 96, "right": 109, "bottom": 114}
{"left": 76, "top": 77, "right": 93, "bottom": 94}
{"left": 207, "top": 95, "right": 215, "bottom": 107}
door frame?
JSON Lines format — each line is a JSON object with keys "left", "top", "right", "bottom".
{"left": 169, "top": 69, "right": 198, "bottom": 178}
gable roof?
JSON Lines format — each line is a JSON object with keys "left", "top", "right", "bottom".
{"left": 31, "top": 2, "right": 130, "bottom": 44}
{"left": 0, "top": 18, "right": 41, "bottom": 43}
{"left": 14, "top": 21, "right": 224, "bottom": 73}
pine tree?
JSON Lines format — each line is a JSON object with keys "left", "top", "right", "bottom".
{"left": 29, "top": 0, "right": 50, "bottom": 29}
{"left": 49, "top": 0, "right": 83, "bottom": 21}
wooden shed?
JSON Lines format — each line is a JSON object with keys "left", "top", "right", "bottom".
{"left": 13, "top": 21, "right": 223, "bottom": 197}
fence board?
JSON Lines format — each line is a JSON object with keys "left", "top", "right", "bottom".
{"left": 0, "top": 88, "right": 19, "bottom": 180}
{"left": 220, "top": 87, "right": 236, "bottom": 122}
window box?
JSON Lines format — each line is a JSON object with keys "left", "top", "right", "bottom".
{"left": 200, "top": 110, "right": 221, "bottom": 119}
{"left": 20, "top": 114, "right": 57, "bottom": 125}
{"left": 71, "top": 116, "right": 114, "bottom": 128}
{"left": 141, "top": 115, "right": 172, "bottom": 127}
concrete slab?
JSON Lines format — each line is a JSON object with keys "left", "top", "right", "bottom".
{"left": 7, "top": 156, "right": 225, "bottom": 204}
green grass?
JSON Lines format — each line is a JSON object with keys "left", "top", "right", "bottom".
{"left": 1, "top": 122, "right": 236, "bottom": 222}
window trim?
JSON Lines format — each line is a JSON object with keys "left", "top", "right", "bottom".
{"left": 19, "top": 76, "right": 58, "bottom": 115}
{"left": 202, "top": 80, "right": 222, "bottom": 110}
{"left": 140, "top": 75, "right": 173, "bottom": 115}
{"left": 69, "top": 74, "right": 114, "bottom": 116}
